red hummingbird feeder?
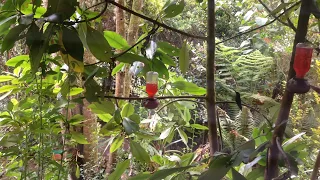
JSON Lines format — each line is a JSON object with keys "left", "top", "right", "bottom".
{"left": 287, "top": 43, "right": 313, "bottom": 94}
{"left": 143, "top": 71, "right": 160, "bottom": 109}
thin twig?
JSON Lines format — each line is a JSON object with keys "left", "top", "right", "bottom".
{"left": 311, "top": 149, "right": 320, "bottom": 180}
{"left": 107, "top": 0, "right": 207, "bottom": 40}
{"left": 156, "top": 99, "right": 206, "bottom": 113}
{"left": 217, "top": 1, "right": 301, "bottom": 45}
{"left": 280, "top": 0, "right": 297, "bottom": 31}
{"left": 257, "top": 0, "right": 296, "bottom": 31}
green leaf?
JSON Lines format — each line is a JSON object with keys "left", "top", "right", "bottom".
{"left": 44, "top": 0, "right": 78, "bottom": 21}
{"left": 112, "top": 63, "right": 125, "bottom": 76}
{"left": 238, "top": 139, "right": 255, "bottom": 151}
{"left": 157, "top": 42, "right": 180, "bottom": 56}
{"left": 179, "top": 41, "right": 190, "bottom": 74}
{"left": 121, "top": 103, "right": 134, "bottom": 117}
{"left": 171, "top": 81, "right": 206, "bottom": 95}
{"left": 0, "top": 85, "right": 17, "bottom": 93}
{"left": 231, "top": 168, "right": 246, "bottom": 180}
{"left": 114, "top": 109, "right": 122, "bottom": 124}
{"left": 62, "top": 26, "right": 84, "bottom": 61}
{"left": 160, "top": 127, "right": 172, "bottom": 140}
{"left": 130, "top": 140, "right": 150, "bottom": 163}
{"left": 69, "top": 87, "right": 84, "bottom": 96}
{"left": 129, "top": 114, "right": 140, "bottom": 124}
{"left": 104, "top": 31, "right": 129, "bottom": 50}
{"left": 76, "top": 164, "right": 80, "bottom": 178}
{"left": 191, "top": 124, "right": 208, "bottom": 130}
{"left": 246, "top": 167, "right": 264, "bottom": 179}
{"left": 149, "top": 166, "right": 192, "bottom": 180}
{"left": 269, "top": 2, "right": 293, "bottom": 16}
{"left": 180, "top": 153, "right": 195, "bottom": 166}
{"left": 6, "top": 55, "right": 29, "bottom": 67}
{"left": 108, "top": 159, "right": 130, "bottom": 180}
{"left": 0, "top": 15, "right": 17, "bottom": 36}
{"left": 156, "top": 50, "right": 176, "bottom": 66}
{"left": 97, "top": 114, "right": 113, "bottom": 123}
{"left": 86, "top": 26, "right": 112, "bottom": 62}
{"left": 110, "top": 136, "right": 124, "bottom": 153}
{"left": 1, "top": 24, "right": 28, "bottom": 53}
{"left": 71, "top": 131, "right": 89, "bottom": 144}
{"left": 128, "top": 172, "right": 151, "bottom": 180}
{"left": 117, "top": 53, "right": 150, "bottom": 65}
{"left": 177, "top": 128, "right": 188, "bottom": 146}
{"left": 162, "top": 0, "right": 185, "bottom": 18}
{"left": 29, "top": 23, "right": 54, "bottom": 75}
{"left": 153, "top": 59, "right": 169, "bottom": 79}
{"left": 88, "top": 101, "right": 115, "bottom": 114}
{"left": 199, "top": 166, "right": 230, "bottom": 180}
{"left": 0, "top": 75, "right": 16, "bottom": 82}
{"left": 283, "top": 132, "right": 305, "bottom": 147}
{"left": 123, "top": 117, "right": 139, "bottom": 135}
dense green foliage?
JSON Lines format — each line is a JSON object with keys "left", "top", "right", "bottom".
{"left": 0, "top": 0, "right": 319, "bottom": 179}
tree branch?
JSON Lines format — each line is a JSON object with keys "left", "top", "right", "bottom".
{"left": 311, "top": 149, "right": 320, "bottom": 180}
{"left": 280, "top": 0, "right": 297, "bottom": 31}
{"left": 107, "top": 0, "right": 207, "bottom": 40}
{"left": 217, "top": 1, "right": 301, "bottom": 45}
{"left": 257, "top": 0, "right": 296, "bottom": 32}
{"left": 276, "top": 137, "right": 292, "bottom": 176}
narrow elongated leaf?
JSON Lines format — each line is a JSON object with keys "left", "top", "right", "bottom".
{"left": 179, "top": 41, "right": 190, "bottom": 74}
{"left": 121, "top": 103, "right": 134, "bottom": 117}
{"left": 112, "top": 63, "right": 125, "bottom": 76}
{"left": 123, "top": 117, "right": 139, "bottom": 135}
{"left": 68, "top": 87, "right": 84, "bottom": 96}
{"left": 191, "top": 124, "right": 208, "bottom": 130}
{"left": 130, "top": 140, "right": 150, "bottom": 163}
{"left": 177, "top": 128, "right": 188, "bottom": 146}
{"left": 104, "top": 31, "right": 129, "bottom": 50}
{"left": 171, "top": 81, "right": 206, "bottom": 95}
{"left": 2, "top": 24, "right": 27, "bottom": 53}
{"left": 0, "top": 15, "right": 17, "bottom": 36}
{"left": 128, "top": 172, "right": 151, "bottom": 180}
{"left": 0, "top": 75, "right": 16, "bottom": 82}
{"left": 156, "top": 50, "right": 176, "bottom": 66}
{"left": 153, "top": 59, "right": 169, "bottom": 79}
{"left": 110, "top": 136, "right": 124, "bottom": 153}
{"left": 157, "top": 42, "right": 180, "bottom": 56}
{"left": 71, "top": 131, "right": 89, "bottom": 144}
{"left": 269, "top": 2, "right": 292, "bottom": 16}
{"left": 0, "top": 85, "right": 17, "bottom": 93}
{"left": 283, "top": 132, "right": 305, "bottom": 147}
{"left": 108, "top": 159, "right": 130, "bottom": 180}
{"left": 199, "top": 166, "right": 230, "bottom": 180}
{"left": 76, "top": 164, "right": 80, "bottom": 178}
{"left": 149, "top": 166, "right": 192, "bottom": 180}
{"left": 86, "top": 26, "right": 112, "bottom": 62}
{"left": 62, "top": 26, "right": 84, "bottom": 61}
{"left": 88, "top": 101, "right": 115, "bottom": 114}
{"left": 160, "top": 127, "right": 172, "bottom": 139}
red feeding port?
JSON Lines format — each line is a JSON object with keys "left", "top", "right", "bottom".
{"left": 293, "top": 43, "right": 313, "bottom": 78}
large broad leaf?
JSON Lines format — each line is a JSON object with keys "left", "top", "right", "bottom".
{"left": 171, "top": 81, "right": 206, "bottom": 95}
{"left": 231, "top": 168, "right": 246, "bottom": 180}
{"left": 128, "top": 172, "right": 151, "bottom": 180}
{"left": 0, "top": 14, "right": 17, "bottom": 36}
{"left": 162, "top": 0, "right": 185, "bottom": 18}
{"left": 112, "top": 62, "right": 125, "bottom": 76}
{"left": 71, "top": 131, "right": 89, "bottom": 144}
{"left": 156, "top": 50, "right": 176, "bottom": 66}
{"left": 108, "top": 159, "right": 130, "bottom": 180}
{"left": 88, "top": 101, "right": 115, "bottom": 115}
{"left": 149, "top": 166, "right": 192, "bottom": 180}
{"left": 179, "top": 41, "right": 190, "bottom": 74}
{"left": 157, "top": 42, "right": 180, "bottom": 56}
{"left": 121, "top": 103, "right": 134, "bottom": 117}
{"left": 117, "top": 53, "right": 150, "bottom": 65}
{"left": 104, "top": 31, "right": 129, "bottom": 50}
{"left": 130, "top": 140, "right": 150, "bottom": 163}
{"left": 153, "top": 59, "right": 169, "bottom": 79}
{"left": 160, "top": 127, "right": 172, "bottom": 140}
{"left": 1, "top": 24, "right": 27, "bottom": 53}
{"left": 44, "top": 0, "right": 78, "bottom": 21}
{"left": 62, "top": 26, "right": 84, "bottom": 61}
{"left": 123, "top": 117, "right": 139, "bottom": 135}
{"left": 246, "top": 167, "right": 264, "bottom": 179}
{"left": 110, "top": 136, "right": 124, "bottom": 153}
{"left": 28, "top": 23, "right": 54, "bottom": 75}
{"left": 0, "top": 85, "right": 17, "bottom": 93}
{"left": 199, "top": 166, "right": 230, "bottom": 180}
{"left": 86, "top": 25, "right": 112, "bottom": 62}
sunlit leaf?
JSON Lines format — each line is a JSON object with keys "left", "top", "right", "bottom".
{"left": 0, "top": 85, "right": 17, "bottom": 93}
{"left": 121, "top": 103, "right": 134, "bottom": 117}
{"left": 160, "top": 127, "right": 172, "bottom": 139}
{"left": 68, "top": 87, "right": 83, "bottom": 96}
{"left": 177, "top": 128, "right": 188, "bottom": 146}
{"left": 88, "top": 101, "right": 115, "bottom": 114}
{"left": 191, "top": 124, "right": 208, "bottom": 130}
{"left": 162, "top": 0, "right": 185, "bottom": 18}
{"left": 104, "top": 30, "right": 129, "bottom": 50}
{"left": 0, "top": 75, "right": 16, "bottom": 83}
{"left": 112, "top": 63, "right": 125, "bottom": 76}
{"left": 171, "top": 81, "right": 206, "bottom": 95}
{"left": 179, "top": 41, "right": 190, "bottom": 74}
{"left": 110, "top": 136, "right": 124, "bottom": 153}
